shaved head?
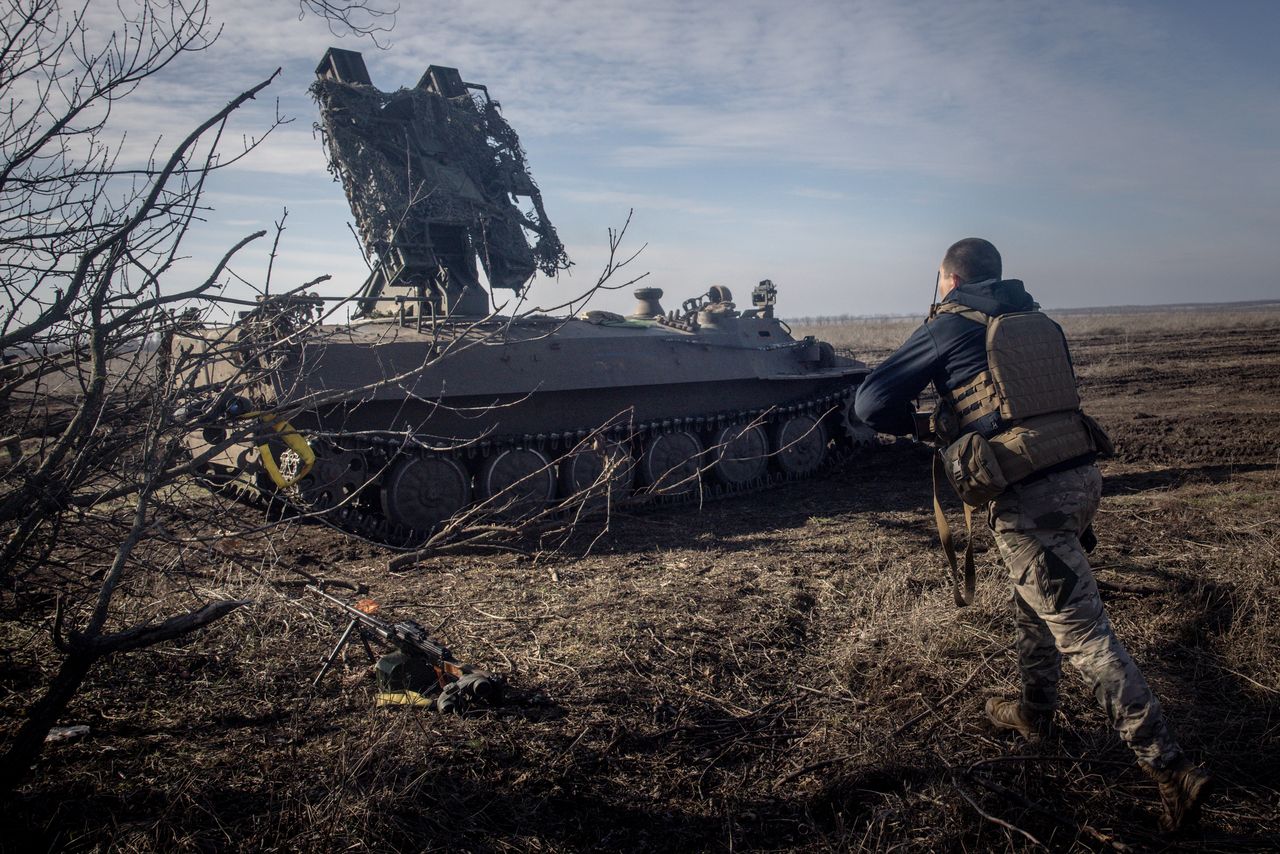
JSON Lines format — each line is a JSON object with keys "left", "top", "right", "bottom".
{"left": 942, "top": 238, "right": 1002, "bottom": 284}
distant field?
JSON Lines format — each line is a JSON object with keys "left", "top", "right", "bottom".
{"left": 792, "top": 302, "right": 1280, "bottom": 363}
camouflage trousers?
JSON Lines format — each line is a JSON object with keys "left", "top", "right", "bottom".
{"left": 989, "top": 464, "right": 1181, "bottom": 768}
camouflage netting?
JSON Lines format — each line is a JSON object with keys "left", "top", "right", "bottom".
{"left": 311, "top": 77, "right": 570, "bottom": 292}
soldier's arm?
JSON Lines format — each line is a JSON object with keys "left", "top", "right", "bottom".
{"left": 853, "top": 323, "right": 941, "bottom": 436}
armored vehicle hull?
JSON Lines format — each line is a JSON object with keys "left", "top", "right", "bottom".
{"left": 178, "top": 51, "right": 871, "bottom": 544}
{"left": 267, "top": 312, "right": 857, "bottom": 437}
{"left": 181, "top": 292, "right": 869, "bottom": 544}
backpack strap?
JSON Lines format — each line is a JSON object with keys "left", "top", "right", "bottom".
{"left": 932, "top": 454, "right": 976, "bottom": 607}
{"left": 929, "top": 301, "right": 990, "bottom": 326}
{"left": 926, "top": 300, "right": 993, "bottom": 606}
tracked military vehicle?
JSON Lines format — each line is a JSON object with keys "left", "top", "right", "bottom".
{"left": 179, "top": 49, "right": 871, "bottom": 545}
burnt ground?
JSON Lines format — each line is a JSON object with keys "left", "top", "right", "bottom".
{"left": 3, "top": 314, "right": 1279, "bottom": 851}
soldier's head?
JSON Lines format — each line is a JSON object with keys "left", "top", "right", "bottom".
{"left": 939, "top": 238, "right": 1001, "bottom": 298}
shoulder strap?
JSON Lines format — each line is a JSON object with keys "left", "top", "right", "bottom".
{"left": 930, "top": 301, "right": 990, "bottom": 326}
{"left": 932, "top": 454, "right": 976, "bottom": 607}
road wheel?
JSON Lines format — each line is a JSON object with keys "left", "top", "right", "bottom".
{"left": 639, "top": 430, "right": 703, "bottom": 495}
{"left": 381, "top": 455, "right": 472, "bottom": 532}
{"left": 709, "top": 424, "right": 768, "bottom": 487}
{"left": 559, "top": 439, "right": 634, "bottom": 498}
{"left": 773, "top": 414, "right": 827, "bottom": 477}
{"left": 478, "top": 447, "right": 556, "bottom": 518}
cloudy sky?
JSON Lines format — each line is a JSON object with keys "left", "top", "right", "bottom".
{"left": 91, "top": 0, "right": 1280, "bottom": 317}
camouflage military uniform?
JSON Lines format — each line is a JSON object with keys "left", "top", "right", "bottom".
{"left": 989, "top": 462, "right": 1181, "bottom": 768}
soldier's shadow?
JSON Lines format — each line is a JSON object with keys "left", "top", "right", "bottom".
{"left": 1138, "top": 577, "right": 1279, "bottom": 837}
{"left": 1102, "top": 462, "right": 1274, "bottom": 495}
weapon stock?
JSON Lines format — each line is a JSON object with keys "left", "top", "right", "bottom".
{"left": 306, "top": 582, "right": 503, "bottom": 713}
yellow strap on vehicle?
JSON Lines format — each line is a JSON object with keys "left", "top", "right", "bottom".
{"left": 241, "top": 411, "right": 314, "bottom": 489}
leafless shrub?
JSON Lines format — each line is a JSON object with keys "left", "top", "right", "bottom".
{"left": 0, "top": 0, "right": 654, "bottom": 788}
{"left": 297, "top": 0, "right": 398, "bottom": 47}
{"left": 0, "top": 0, "right": 304, "bottom": 789}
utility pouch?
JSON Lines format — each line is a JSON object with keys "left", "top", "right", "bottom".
{"left": 989, "top": 411, "right": 1093, "bottom": 484}
{"left": 940, "top": 432, "right": 1008, "bottom": 505}
{"left": 1079, "top": 412, "right": 1115, "bottom": 457}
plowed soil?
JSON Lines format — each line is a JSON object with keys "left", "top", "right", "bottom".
{"left": 3, "top": 308, "right": 1278, "bottom": 852}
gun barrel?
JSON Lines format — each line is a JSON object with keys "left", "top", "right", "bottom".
{"left": 306, "top": 584, "right": 456, "bottom": 664}
{"left": 391, "top": 620, "right": 452, "bottom": 662}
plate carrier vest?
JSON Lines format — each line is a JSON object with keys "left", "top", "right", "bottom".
{"left": 930, "top": 302, "right": 1099, "bottom": 488}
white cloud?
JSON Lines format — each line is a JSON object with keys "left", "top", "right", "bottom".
{"left": 29, "top": 0, "right": 1275, "bottom": 313}
{"left": 72, "top": 1, "right": 1277, "bottom": 183}
{"left": 114, "top": 0, "right": 1275, "bottom": 209}
{"left": 788, "top": 187, "right": 848, "bottom": 201}
{"left": 559, "top": 187, "right": 734, "bottom": 218}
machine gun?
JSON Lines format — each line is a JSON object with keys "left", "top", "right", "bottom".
{"left": 306, "top": 582, "right": 503, "bottom": 713}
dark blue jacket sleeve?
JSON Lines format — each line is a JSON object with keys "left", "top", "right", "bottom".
{"left": 853, "top": 323, "right": 942, "bottom": 435}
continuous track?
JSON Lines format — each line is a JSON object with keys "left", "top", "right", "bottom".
{"left": 200, "top": 384, "right": 871, "bottom": 550}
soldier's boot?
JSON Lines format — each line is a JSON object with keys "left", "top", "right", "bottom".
{"left": 984, "top": 697, "right": 1054, "bottom": 742}
{"left": 1142, "top": 755, "right": 1212, "bottom": 832}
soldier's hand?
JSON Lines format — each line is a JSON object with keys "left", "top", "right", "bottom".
{"left": 912, "top": 410, "right": 934, "bottom": 443}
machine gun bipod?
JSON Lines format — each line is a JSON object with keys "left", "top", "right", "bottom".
{"left": 306, "top": 581, "right": 503, "bottom": 714}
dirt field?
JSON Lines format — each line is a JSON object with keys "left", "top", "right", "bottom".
{"left": 3, "top": 307, "right": 1279, "bottom": 851}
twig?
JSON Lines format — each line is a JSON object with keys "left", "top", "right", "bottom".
{"left": 472, "top": 606, "right": 556, "bottom": 623}
{"left": 480, "top": 637, "right": 514, "bottom": 670}
{"left": 891, "top": 649, "right": 1001, "bottom": 737}
{"left": 966, "top": 754, "right": 1131, "bottom": 773}
{"left": 264, "top": 208, "right": 288, "bottom": 296}
{"left": 952, "top": 777, "right": 1047, "bottom": 849}
{"left": 966, "top": 761, "right": 1132, "bottom": 851}
{"left": 793, "top": 683, "right": 868, "bottom": 706}
{"left": 773, "top": 753, "right": 853, "bottom": 788}
{"left": 1221, "top": 667, "right": 1280, "bottom": 695}
{"left": 1169, "top": 642, "right": 1280, "bottom": 695}
{"left": 1095, "top": 579, "right": 1160, "bottom": 595}
{"left": 523, "top": 654, "right": 581, "bottom": 679}
{"left": 681, "top": 685, "right": 754, "bottom": 717}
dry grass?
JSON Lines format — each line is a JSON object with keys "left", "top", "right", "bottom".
{"left": 2, "top": 307, "right": 1279, "bottom": 851}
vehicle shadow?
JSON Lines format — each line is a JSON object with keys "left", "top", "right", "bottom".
{"left": 568, "top": 442, "right": 939, "bottom": 557}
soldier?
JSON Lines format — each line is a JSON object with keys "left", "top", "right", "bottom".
{"left": 853, "top": 238, "right": 1211, "bottom": 831}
